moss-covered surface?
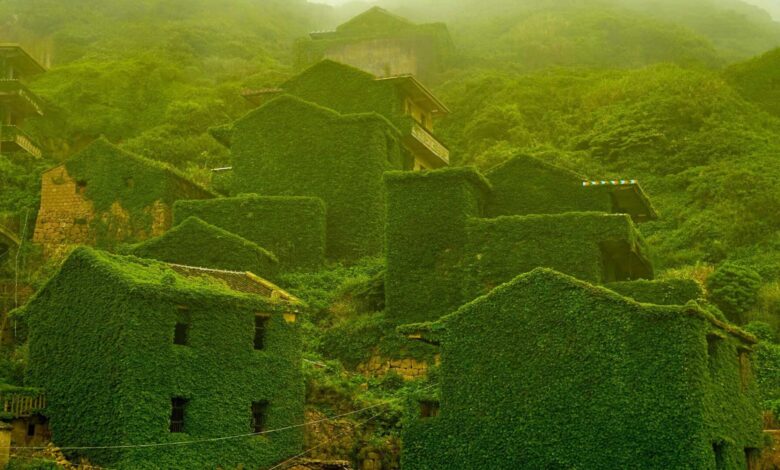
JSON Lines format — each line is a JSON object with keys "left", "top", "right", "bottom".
{"left": 278, "top": 61, "right": 412, "bottom": 133}
{"left": 124, "top": 216, "right": 278, "bottom": 278}
{"left": 229, "top": 95, "right": 403, "bottom": 262}
{"left": 484, "top": 154, "right": 611, "bottom": 217}
{"left": 606, "top": 278, "right": 703, "bottom": 305}
{"left": 463, "top": 212, "right": 653, "bottom": 298}
{"left": 63, "top": 138, "right": 215, "bottom": 247}
{"left": 400, "top": 268, "right": 763, "bottom": 469}
{"left": 174, "top": 195, "right": 326, "bottom": 272}
{"left": 384, "top": 168, "right": 490, "bottom": 325}
{"left": 20, "top": 247, "right": 303, "bottom": 469}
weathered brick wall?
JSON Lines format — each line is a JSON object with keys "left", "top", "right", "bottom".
{"left": 356, "top": 354, "right": 439, "bottom": 381}
{"left": 33, "top": 166, "right": 173, "bottom": 256}
{"left": 33, "top": 166, "right": 94, "bottom": 256}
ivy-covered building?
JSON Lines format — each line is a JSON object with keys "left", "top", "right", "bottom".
{"left": 19, "top": 247, "right": 304, "bottom": 469}
{"left": 385, "top": 155, "right": 659, "bottom": 324}
{"left": 242, "top": 60, "right": 451, "bottom": 170}
{"left": 0, "top": 44, "right": 45, "bottom": 159}
{"left": 400, "top": 269, "right": 765, "bottom": 469}
{"left": 222, "top": 94, "right": 403, "bottom": 263}
{"left": 295, "top": 7, "right": 453, "bottom": 83}
{"left": 32, "top": 138, "right": 215, "bottom": 256}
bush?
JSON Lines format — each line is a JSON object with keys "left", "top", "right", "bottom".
{"left": 707, "top": 262, "right": 762, "bottom": 324}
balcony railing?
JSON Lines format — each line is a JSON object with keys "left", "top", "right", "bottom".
{"left": 0, "top": 80, "right": 44, "bottom": 116}
{"left": 410, "top": 123, "right": 450, "bottom": 164}
{"left": 0, "top": 125, "right": 43, "bottom": 158}
{"left": 0, "top": 388, "right": 46, "bottom": 418}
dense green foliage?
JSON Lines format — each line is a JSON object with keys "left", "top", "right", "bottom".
{"left": 605, "top": 278, "right": 703, "bottom": 305}
{"left": 743, "top": 322, "right": 780, "bottom": 410}
{"left": 725, "top": 47, "right": 780, "bottom": 117}
{"left": 173, "top": 195, "right": 326, "bottom": 271}
{"left": 464, "top": 212, "right": 651, "bottom": 298}
{"left": 484, "top": 155, "right": 611, "bottom": 217}
{"left": 400, "top": 269, "right": 763, "bottom": 469}
{"left": 124, "top": 216, "right": 279, "bottom": 278}
{"left": 20, "top": 247, "right": 303, "bottom": 469}
{"left": 707, "top": 262, "right": 763, "bottom": 324}
{"left": 280, "top": 60, "right": 412, "bottom": 134}
{"left": 229, "top": 95, "right": 403, "bottom": 262}
{"left": 384, "top": 168, "right": 490, "bottom": 324}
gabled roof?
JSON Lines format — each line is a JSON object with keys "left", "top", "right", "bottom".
{"left": 14, "top": 247, "right": 301, "bottom": 319}
{"left": 335, "top": 7, "right": 414, "bottom": 35}
{"left": 0, "top": 44, "right": 46, "bottom": 76}
{"left": 126, "top": 216, "right": 279, "bottom": 275}
{"left": 399, "top": 268, "right": 756, "bottom": 346}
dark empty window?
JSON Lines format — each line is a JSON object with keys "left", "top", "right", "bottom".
{"left": 27, "top": 422, "right": 35, "bottom": 437}
{"left": 745, "top": 447, "right": 760, "bottom": 470}
{"left": 252, "top": 401, "right": 268, "bottom": 434}
{"left": 706, "top": 334, "right": 721, "bottom": 376}
{"left": 420, "top": 400, "right": 440, "bottom": 419}
{"left": 75, "top": 180, "right": 87, "bottom": 195}
{"left": 254, "top": 316, "right": 269, "bottom": 350}
{"left": 174, "top": 308, "right": 190, "bottom": 346}
{"left": 170, "top": 397, "right": 187, "bottom": 433}
{"left": 124, "top": 176, "right": 135, "bottom": 188}
{"left": 738, "top": 350, "right": 752, "bottom": 392}
{"left": 713, "top": 442, "right": 726, "bottom": 470}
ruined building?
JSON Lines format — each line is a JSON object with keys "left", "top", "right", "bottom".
{"left": 382, "top": 155, "right": 764, "bottom": 468}
{"left": 241, "top": 60, "right": 450, "bottom": 170}
{"left": 33, "top": 138, "right": 214, "bottom": 256}
{"left": 0, "top": 44, "right": 45, "bottom": 159}
{"left": 296, "top": 7, "right": 453, "bottom": 83}
{"left": 19, "top": 247, "right": 304, "bottom": 469}
{"left": 400, "top": 269, "right": 764, "bottom": 469}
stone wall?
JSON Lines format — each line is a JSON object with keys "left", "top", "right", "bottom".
{"left": 32, "top": 166, "right": 172, "bottom": 256}
{"left": 356, "top": 354, "right": 439, "bottom": 381}
{"left": 303, "top": 409, "right": 400, "bottom": 470}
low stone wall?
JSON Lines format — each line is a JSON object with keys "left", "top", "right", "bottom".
{"left": 356, "top": 354, "right": 439, "bottom": 381}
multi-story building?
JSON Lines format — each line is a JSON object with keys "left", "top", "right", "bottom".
{"left": 0, "top": 44, "right": 45, "bottom": 159}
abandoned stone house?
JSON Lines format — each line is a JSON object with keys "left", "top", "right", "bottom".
{"left": 400, "top": 268, "right": 765, "bottom": 469}
{"left": 0, "top": 44, "right": 45, "bottom": 159}
{"left": 296, "top": 7, "right": 453, "bottom": 83}
{"left": 241, "top": 60, "right": 450, "bottom": 170}
{"left": 32, "top": 138, "right": 214, "bottom": 256}
{"left": 18, "top": 246, "right": 304, "bottom": 469}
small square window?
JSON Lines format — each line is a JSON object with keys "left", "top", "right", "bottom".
{"left": 170, "top": 397, "right": 188, "bottom": 433}
{"left": 420, "top": 400, "right": 440, "bottom": 419}
{"left": 254, "top": 316, "right": 269, "bottom": 350}
{"left": 75, "top": 180, "right": 87, "bottom": 196}
{"left": 252, "top": 400, "right": 268, "bottom": 434}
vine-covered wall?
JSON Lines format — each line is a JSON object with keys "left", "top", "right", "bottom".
{"left": 230, "top": 95, "right": 403, "bottom": 262}
{"left": 484, "top": 154, "right": 612, "bottom": 217}
{"left": 33, "top": 138, "right": 214, "bottom": 252}
{"left": 21, "top": 247, "right": 304, "bottom": 469}
{"left": 124, "top": 216, "right": 279, "bottom": 278}
{"left": 400, "top": 269, "right": 764, "bottom": 469}
{"left": 463, "top": 212, "right": 652, "bottom": 299}
{"left": 174, "top": 195, "right": 326, "bottom": 272}
{"left": 384, "top": 168, "right": 490, "bottom": 325}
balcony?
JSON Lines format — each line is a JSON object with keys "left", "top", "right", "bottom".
{"left": 0, "top": 388, "right": 46, "bottom": 418}
{"left": 405, "top": 123, "right": 450, "bottom": 168}
{"left": 0, "top": 80, "right": 44, "bottom": 117}
{"left": 0, "top": 125, "right": 43, "bottom": 158}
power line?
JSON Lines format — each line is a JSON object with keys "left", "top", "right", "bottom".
{"left": 268, "top": 411, "right": 385, "bottom": 470}
{"left": 5, "top": 383, "right": 438, "bottom": 451}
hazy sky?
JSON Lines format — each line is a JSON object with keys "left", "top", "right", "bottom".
{"left": 308, "top": 0, "right": 779, "bottom": 19}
